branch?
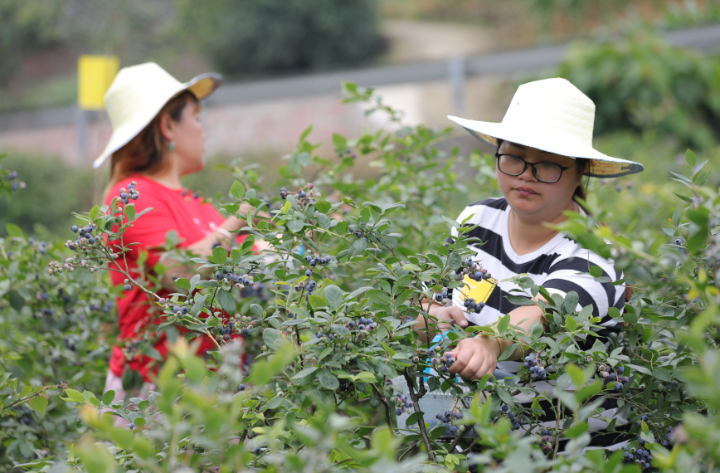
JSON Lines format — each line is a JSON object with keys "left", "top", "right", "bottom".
{"left": 448, "top": 424, "right": 473, "bottom": 453}
{"left": 403, "top": 368, "right": 436, "bottom": 463}
{"left": 371, "top": 383, "right": 394, "bottom": 437}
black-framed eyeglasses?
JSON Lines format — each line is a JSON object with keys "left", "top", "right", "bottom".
{"left": 494, "top": 152, "right": 576, "bottom": 184}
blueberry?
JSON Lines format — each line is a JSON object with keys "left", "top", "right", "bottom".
{"left": 128, "top": 422, "right": 136, "bottom": 430}
{"left": 501, "top": 405, "right": 509, "bottom": 412}
{"left": 305, "top": 270, "right": 312, "bottom": 277}
{"left": 71, "top": 225, "right": 78, "bottom": 233}
{"left": 615, "top": 382, "right": 623, "bottom": 390}
{"left": 124, "top": 284, "right": 132, "bottom": 291}
{"left": 395, "top": 408, "right": 402, "bottom": 415}
{"left": 242, "top": 328, "right": 251, "bottom": 336}
{"left": 253, "top": 447, "right": 262, "bottom": 455}
{"left": 238, "top": 384, "right": 246, "bottom": 391}
{"left": 298, "top": 190, "right": 306, "bottom": 198}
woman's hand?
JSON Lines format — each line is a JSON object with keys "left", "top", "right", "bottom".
{"left": 447, "top": 335, "right": 502, "bottom": 380}
{"left": 414, "top": 305, "right": 469, "bottom": 343}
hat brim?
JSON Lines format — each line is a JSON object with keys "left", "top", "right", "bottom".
{"left": 448, "top": 115, "right": 644, "bottom": 178}
{"left": 93, "top": 73, "right": 223, "bottom": 169}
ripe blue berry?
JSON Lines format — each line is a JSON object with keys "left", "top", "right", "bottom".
{"left": 128, "top": 422, "right": 136, "bottom": 430}
{"left": 124, "top": 284, "right": 132, "bottom": 291}
{"left": 615, "top": 382, "right": 623, "bottom": 390}
{"left": 238, "top": 384, "right": 246, "bottom": 391}
{"left": 71, "top": 225, "right": 78, "bottom": 233}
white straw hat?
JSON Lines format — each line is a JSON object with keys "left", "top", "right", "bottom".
{"left": 93, "top": 62, "right": 222, "bottom": 169}
{"left": 448, "top": 78, "right": 644, "bottom": 178}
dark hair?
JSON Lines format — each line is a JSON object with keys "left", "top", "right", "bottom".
{"left": 106, "top": 91, "right": 198, "bottom": 194}
{"left": 573, "top": 158, "right": 591, "bottom": 215}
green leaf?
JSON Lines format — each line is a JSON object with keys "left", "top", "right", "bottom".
{"left": 565, "top": 314, "right": 578, "bottom": 332}
{"left": 496, "top": 387, "right": 514, "bottom": 407}
{"left": 216, "top": 289, "right": 236, "bottom": 314}
{"left": 497, "top": 342, "right": 519, "bottom": 362}
{"left": 64, "top": 389, "right": 86, "bottom": 403}
{"left": 28, "top": 395, "right": 48, "bottom": 415}
{"left": 566, "top": 363, "right": 586, "bottom": 388}
{"left": 293, "top": 367, "right": 318, "bottom": 379}
{"left": 287, "top": 220, "right": 305, "bottom": 233}
{"left": 504, "top": 295, "right": 536, "bottom": 306}
{"left": 496, "top": 314, "right": 510, "bottom": 333}
{"left": 308, "top": 294, "right": 328, "bottom": 308}
{"left": 652, "top": 367, "right": 672, "bottom": 382}
{"left": 102, "top": 390, "right": 115, "bottom": 405}
{"left": 324, "top": 285, "right": 344, "bottom": 310}
{"left": 230, "top": 181, "right": 245, "bottom": 200}
{"left": 316, "top": 199, "right": 332, "bottom": 214}
{"left": 262, "top": 328, "right": 281, "bottom": 350}
{"left": 209, "top": 246, "right": 228, "bottom": 264}
{"left": 589, "top": 265, "right": 603, "bottom": 277}
{"left": 8, "top": 290, "right": 24, "bottom": 313}
{"left": 89, "top": 205, "right": 101, "bottom": 221}
{"left": 562, "top": 291, "right": 580, "bottom": 313}
{"left": 564, "top": 421, "right": 589, "bottom": 438}
{"left": 406, "top": 411, "right": 425, "bottom": 425}
{"left": 623, "top": 310, "right": 638, "bottom": 324}
{"left": 125, "top": 204, "right": 136, "bottom": 222}
{"left": 175, "top": 278, "right": 191, "bottom": 290}
{"left": 318, "top": 369, "right": 339, "bottom": 390}
{"left": 332, "top": 133, "right": 347, "bottom": 150}
{"left": 5, "top": 223, "right": 24, "bottom": 238}
{"left": 353, "top": 238, "right": 367, "bottom": 253}
{"left": 402, "top": 263, "right": 421, "bottom": 272}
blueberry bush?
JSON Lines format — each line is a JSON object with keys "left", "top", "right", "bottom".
{"left": 2, "top": 83, "right": 720, "bottom": 472}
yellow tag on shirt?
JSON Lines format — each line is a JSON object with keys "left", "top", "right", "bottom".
{"left": 458, "top": 275, "right": 498, "bottom": 305}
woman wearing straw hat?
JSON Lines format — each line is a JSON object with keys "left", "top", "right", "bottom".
{"left": 96, "top": 63, "right": 256, "bottom": 410}
{"left": 414, "top": 78, "right": 644, "bottom": 448}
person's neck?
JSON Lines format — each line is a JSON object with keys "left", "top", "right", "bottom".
{"left": 145, "top": 164, "right": 184, "bottom": 190}
{"left": 507, "top": 199, "right": 578, "bottom": 256}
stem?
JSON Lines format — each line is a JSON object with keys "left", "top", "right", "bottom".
{"left": 448, "top": 425, "right": 473, "bottom": 453}
{"left": 398, "top": 440, "right": 421, "bottom": 461}
{"left": 553, "top": 396, "right": 561, "bottom": 460}
{"left": 371, "top": 383, "right": 394, "bottom": 436}
{"left": 403, "top": 368, "right": 436, "bottom": 463}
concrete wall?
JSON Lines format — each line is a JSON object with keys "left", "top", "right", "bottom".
{"left": 0, "top": 76, "right": 510, "bottom": 167}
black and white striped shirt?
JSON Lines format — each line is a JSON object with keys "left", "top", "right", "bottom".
{"left": 449, "top": 197, "right": 629, "bottom": 448}
{"left": 450, "top": 197, "right": 625, "bottom": 329}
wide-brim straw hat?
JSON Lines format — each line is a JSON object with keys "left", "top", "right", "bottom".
{"left": 448, "top": 78, "right": 644, "bottom": 178}
{"left": 93, "top": 62, "right": 222, "bottom": 169}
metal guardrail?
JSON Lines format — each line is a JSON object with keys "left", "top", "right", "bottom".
{"left": 1, "top": 24, "right": 720, "bottom": 133}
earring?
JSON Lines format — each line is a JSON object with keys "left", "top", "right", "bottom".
{"left": 168, "top": 140, "right": 176, "bottom": 152}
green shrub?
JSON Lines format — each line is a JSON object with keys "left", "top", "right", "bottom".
{"left": 558, "top": 29, "right": 720, "bottom": 150}
{"left": 0, "top": 154, "right": 95, "bottom": 238}
{"left": 3, "top": 83, "right": 720, "bottom": 472}
{"left": 174, "top": 0, "right": 382, "bottom": 77}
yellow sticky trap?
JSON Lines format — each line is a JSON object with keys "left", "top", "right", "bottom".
{"left": 458, "top": 275, "right": 498, "bottom": 305}
{"left": 78, "top": 55, "right": 119, "bottom": 110}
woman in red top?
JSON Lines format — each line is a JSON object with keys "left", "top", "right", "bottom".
{"left": 94, "top": 63, "right": 253, "bottom": 408}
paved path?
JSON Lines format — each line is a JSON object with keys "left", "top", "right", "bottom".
{"left": 2, "top": 23, "right": 720, "bottom": 132}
